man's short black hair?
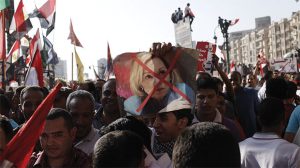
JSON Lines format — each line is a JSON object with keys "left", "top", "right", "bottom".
{"left": 102, "top": 78, "right": 116, "bottom": 89}
{"left": 173, "top": 122, "right": 240, "bottom": 168}
{"left": 212, "top": 77, "right": 223, "bottom": 86}
{"left": 20, "top": 86, "right": 44, "bottom": 103}
{"left": 196, "top": 76, "right": 218, "bottom": 94}
{"left": 266, "top": 77, "right": 288, "bottom": 100}
{"left": 99, "top": 116, "right": 152, "bottom": 151}
{"left": 46, "top": 108, "right": 74, "bottom": 130}
{"left": 258, "top": 97, "right": 284, "bottom": 128}
{"left": 93, "top": 130, "right": 144, "bottom": 168}
{"left": 66, "top": 90, "right": 95, "bottom": 111}
{"left": 263, "top": 71, "right": 273, "bottom": 81}
{"left": 54, "top": 87, "right": 73, "bottom": 103}
{"left": 172, "top": 109, "right": 193, "bottom": 126}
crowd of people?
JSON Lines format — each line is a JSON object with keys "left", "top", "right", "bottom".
{"left": 1, "top": 43, "right": 300, "bottom": 167}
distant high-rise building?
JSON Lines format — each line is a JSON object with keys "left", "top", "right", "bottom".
{"left": 255, "top": 16, "right": 271, "bottom": 30}
{"left": 229, "top": 30, "right": 253, "bottom": 41}
{"left": 227, "top": 12, "right": 299, "bottom": 65}
{"left": 97, "top": 58, "right": 107, "bottom": 80}
{"left": 54, "top": 58, "right": 67, "bottom": 79}
{"left": 84, "top": 73, "right": 89, "bottom": 80}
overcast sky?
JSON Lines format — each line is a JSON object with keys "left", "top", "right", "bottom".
{"left": 21, "top": 0, "right": 300, "bottom": 80}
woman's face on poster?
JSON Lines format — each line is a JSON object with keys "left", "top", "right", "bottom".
{"left": 141, "top": 57, "right": 170, "bottom": 100}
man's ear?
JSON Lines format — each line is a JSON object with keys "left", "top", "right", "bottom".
{"left": 178, "top": 117, "right": 188, "bottom": 129}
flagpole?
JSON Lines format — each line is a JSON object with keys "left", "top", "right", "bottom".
{"left": 1, "top": 10, "right": 6, "bottom": 90}
{"left": 71, "top": 51, "right": 73, "bottom": 81}
{"left": 24, "top": 48, "right": 38, "bottom": 85}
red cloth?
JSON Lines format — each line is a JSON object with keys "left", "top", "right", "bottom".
{"left": 0, "top": 83, "right": 62, "bottom": 168}
{"left": 32, "top": 48, "right": 44, "bottom": 87}
{"left": 68, "top": 19, "right": 83, "bottom": 47}
{"left": 104, "top": 42, "right": 113, "bottom": 80}
{"left": 38, "top": 0, "right": 55, "bottom": 20}
{"left": 13, "top": 0, "right": 26, "bottom": 32}
{"left": 0, "top": 11, "right": 5, "bottom": 60}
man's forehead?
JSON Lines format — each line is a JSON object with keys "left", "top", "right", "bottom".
{"left": 70, "top": 97, "right": 93, "bottom": 105}
{"left": 157, "top": 112, "right": 173, "bottom": 118}
{"left": 43, "top": 118, "right": 67, "bottom": 132}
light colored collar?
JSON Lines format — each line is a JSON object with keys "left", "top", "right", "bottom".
{"left": 213, "top": 109, "right": 222, "bottom": 123}
{"left": 77, "top": 127, "right": 98, "bottom": 143}
{"left": 252, "top": 132, "right": 281, "bottom": 140}
{"left": 193, "top": 109, "right": 221, "bottom": 123}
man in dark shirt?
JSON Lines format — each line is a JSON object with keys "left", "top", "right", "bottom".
{"left": 194, "top": 76, "right": 244, "bottom": 142}
{"left": 93, "top": 79, "right": 120, "bottom": 130}
{"left": 28, "top": 108, "right": 91, "bottom": 168}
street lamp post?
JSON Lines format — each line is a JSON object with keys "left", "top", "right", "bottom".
{"left": 218, "top": 16, "right": 231, "bottom": 73}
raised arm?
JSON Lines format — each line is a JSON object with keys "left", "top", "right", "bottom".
{"left": 212, "top": 54, "right": 234, "bottom": 103}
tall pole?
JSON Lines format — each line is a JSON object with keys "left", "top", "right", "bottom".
{"left": 225, "top": 32, "right": 230, "bottom": 74}
{"left": 71, "top": 52, "right": 73, "bottom": 81}
{"left": 218, "top": 16, "right": 231, "bottom": 74}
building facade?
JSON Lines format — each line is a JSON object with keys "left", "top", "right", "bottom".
{"left": 228, "top": 11, "right": 299, "bottom": 65}
{"left": 54, "top": 58, "right": 67, "bottom": 80}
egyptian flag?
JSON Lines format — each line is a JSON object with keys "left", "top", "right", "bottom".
{"left": 230, "top": 19, "right": 239, "bottom": 26}
{"left": 9, "top": 0, "right": 33, "bottom": 39}
{"left": 5, "top": 40, "right": 20, "bottom": 63}
{"left": 104, "top": 42, "right": 113, "bottom": 80}
{"left": 0, "top": 83, "right": 62, "bottom": 168}
{"left": 6, "top": 55, "right": 26, "bottom": 82}
{"left": 5, "top": 40, "right": 21, "bottom": 82}
{"left": 260, "top": 60, "right": 269, "bottom": 76}
{"left": 25, "top": 48, "right": 44, "bottom": 87}
{"left": 26, "top": 29, "right": 42, "bottom": 65}
{"left": 39, "top": 0, "right": 56, "bottom": 35}
{"left": 230, "top": 60, "right": 236, "bottom": 72}
{"left": 258, "top": 51, "right": 269, "bottom": 76}
{"left": 68, "top": 19, "right": 83, "bottom": 47}
{"left": 29, "top": 0, "right": 56, "bottom": 36}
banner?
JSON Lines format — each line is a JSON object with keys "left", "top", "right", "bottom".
{"left": 196, "top": 41, "right": 216, "bottom": 74}
{"left": 270, "top": 57, "right": 297, "bottom": 73}
{"left": 113, "top": 47, "right": 198, "bottom": 116}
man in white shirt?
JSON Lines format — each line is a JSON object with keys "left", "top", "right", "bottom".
{"left": 239, "top": 97, "right": 300, "bottom": 167}
{"left": 66, "top": 90, "right": 100, "bottom": 156}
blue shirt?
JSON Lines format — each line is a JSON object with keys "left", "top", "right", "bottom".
{"left": 234, "top": 87, "right": 259, "bottom": 137}
{"left": 286, "top": 105, "right": 300, "bottom": 133}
